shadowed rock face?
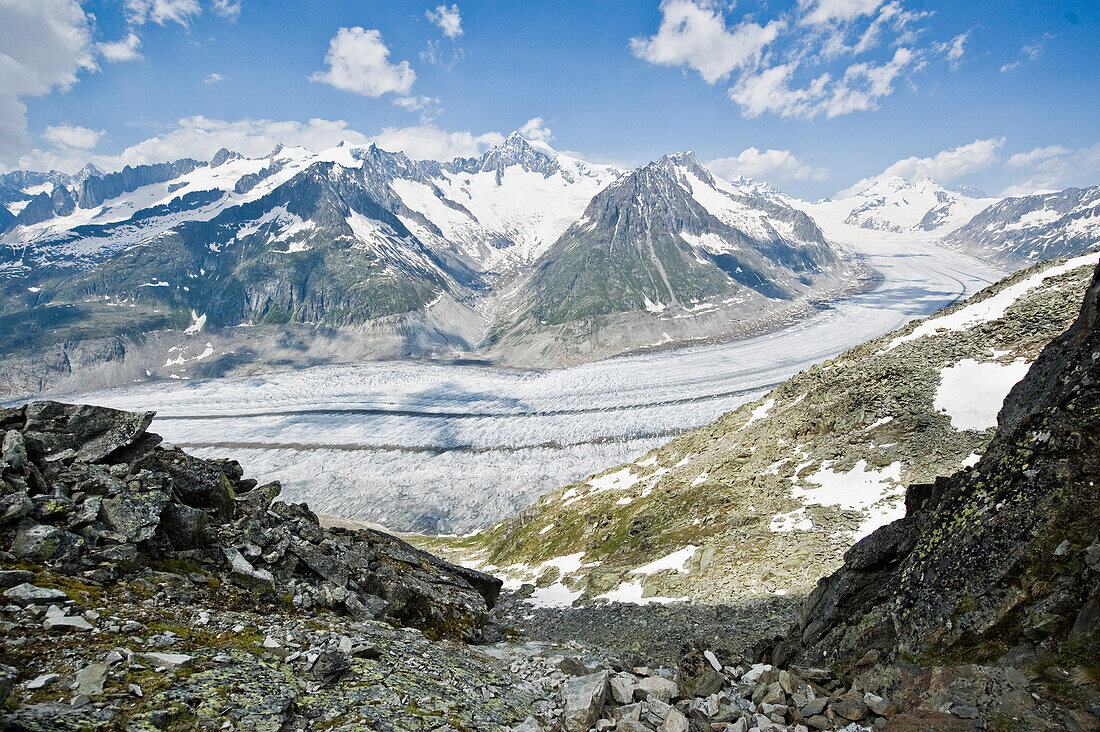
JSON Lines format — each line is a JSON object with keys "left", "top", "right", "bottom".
{"left": 0, "top": 401, "right": 500, "bottom": 642}
{"left": 786, "top": 262, "right": 1100, "bottom": 668}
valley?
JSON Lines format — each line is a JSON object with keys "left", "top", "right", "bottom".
{"left": 54, "top": 232, "right": 1001, "bottom": 534}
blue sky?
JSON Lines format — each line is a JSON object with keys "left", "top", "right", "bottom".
{"left": 2, "top": 0, "right": 1098, "bottom": 198}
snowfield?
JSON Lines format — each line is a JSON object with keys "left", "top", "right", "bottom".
{"left": 61, "top": 236, "right": 1002, "bottom": 534}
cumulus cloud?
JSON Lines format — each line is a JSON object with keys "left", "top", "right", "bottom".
{"left": 634, "top": 0, "right": 960, "bottom": 120}
{"left": 426, "top": 4, "right": 463, "bottom": 39}
{"left": 837, "top": 137, "right": 1004, "bottom": 196}
{"left": 1001, "top": 143, "right": 1100, "bottom": 196}
{"left": 878, "top": 137, "right": 1004, "bottom": 182}
{"left": 311, "top": 27, "right": 416, "bottom": 97}
{"left": 518, "top": 117, "right": 553, "bottom": 144}
{"left": 0, "top": 0, "right": 97, "bottom": 167}
{"left": 370, "top": 124, "right": 503, "bottom": 161}
{"left": 98, "top": 33, "right": 142, "bottom": 62}
{"left": 630, "top": 0, "right": 783, "bottom": 84}
{"left": 42, "top": 123, "right": 103, "bottom": 149}
{"left": 708, "top": 147, "right": 830, "bottom": 183}
{"left": 15, "top": 116, "right": 511, "bottom": 173}
{"left": 204, "top": 73, "right": 224, "bottom": 84}
{"left": 124, "top": 0, "right": 202, "bottom": 26}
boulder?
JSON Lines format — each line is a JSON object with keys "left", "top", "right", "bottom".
{"left": 98, "top": 489, "right": 169, "bottom": 543}
{"left": 3, "top": 583, "right": 68, "bottom": 606}
{"left": 223, "top": 547, "right": 276, "bottom": 595}
{"left": 0, "top": 663, "right": 17, "bottom": 706}
{"left": 308, "top": 650, "right": 351, "bottom": 688}
{"left": 158, "top": 502, "right": 210, "bottom": 549}
{"left": 22, "top": 401, "right": 154, "bottom": 463}
{"left": 10, "top": 523, "right": 84, "bottom": 563}
{"left": 0, "top": 569, "right": 36, "bottom": 589}
{"left": 561, "top": 670, "right": 609, "bottom": 732}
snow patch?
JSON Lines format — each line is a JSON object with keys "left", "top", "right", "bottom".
{"left": 934, "top": 358, "right": 1032, "bottom": 431}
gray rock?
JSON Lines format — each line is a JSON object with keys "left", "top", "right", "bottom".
{"left": 831, "top": 690, "right": 869, "bottom": 721}
{"left": 158, "top": 503, "right": 210, "bottom": 549}
{"left": 3, "top": 582, "right": 68, "bottom": 606}
{"left": 134, "top": 652, "right": 192, "bottom": 671}
{"left": 1, "top": 490, "right": 32, "bottom": 524}
{"left": 22, "top": 401, "right": 155, "bottom": 464}
{"left": 10, "top": 523, "right": 84, "bottom": 563}
{"left": 0, "top": 663, "right": 16, "bottom": 706}
{"left": 74, "top": 663, "right": 109, "bottom": 696}
{"left": 43, "top": 615, "right": 94, "bottom": 631}
{"left": 2, "top": 429, "right": 27, "bottom": 472}
{"left": 610, "top": 671, "right": 637, "bottom": 705}
{"left": 863, "top": 692, "right": 891, "bottom": 716}
{"left": 636, "top": 674, "right": 679, "bottom": 703}
{"left": 662, "top": 708, "right": 689, "bottom": 732}
{"left": 26, "top": 672, "right": 60, "bottom": 690}
{"left": 98, "top": 489, "right": 169, "bottom": 543}
{"left": 561, "top": 670, "right": 609, "bottom": 732}
{"left": 309, "top": 649, "right": 351, "bottom": 688}
{"left": 223, "top": 546, "right": 275, "bottom": 595}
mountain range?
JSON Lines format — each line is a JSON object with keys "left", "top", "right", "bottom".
{"left": 0, "top": 134, "right": 1097, "bottom": 396}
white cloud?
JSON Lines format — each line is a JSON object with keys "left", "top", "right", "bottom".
{"left": 823, "top": 46, "right": 916, "bottom": 117}
{"left": 124, "top": 0, "right": 202, "bottom": 26}
{"left": 837, "top": 137, "right": 1004, "bottom": 196}
{"left": 708, "top": 147, "right": 830, "bottom": 183}
{"left": 878, "top": 137, "right": 1003, "bottom": 183}
{"left": 799, "top": 0, "right": 885, "bottom": 26}
{"left": 204, "top": 73, "right": 224, "bottom": 84}
{"left": 98, "top": 33, "right": 142, "bottom": 62}
{"left": 1000, "top": 35, "right": 1048, "bottom": 73}
{"left": 934, "top": 31, "right": 968, "bottom": 70}
{"left": 42, "top": 123, "right": 103, "bottom": 149}
{"left": 1001, "top": 143, "right": 1100, "bottom": 196}
{"left": 633, "top": 0, "right": 950, "bottom": 120}
{"left": 370, "top": 124, "right": 503, "bottom": 161}
{"left": 311, "top": 27, "right": 415, "bottom": 97}
{"left": 0, "top": 0, "right": 96, "bottom": 167}
{"left": 730, "top": 46, "right": 914, "bottom": 119}
{"left": 630, "top": 0, "right": 784, "bottom": 84}
{"left": 212, "top": 0, "right": 240, "bottom": 20}
{"left": 392, "top": 95, "right": 442, "bottom": 123}
{"left": 426, "top": 4, "right": 463, "bottom": 39}
{"left": 15, "top": 116, "right": 509, "bottom": 173}
{"left": 1005, "top": 145, "right": 1071, "bottom": 169}
{"left": 518, "top": 117, "right": 553, "bottom": 144}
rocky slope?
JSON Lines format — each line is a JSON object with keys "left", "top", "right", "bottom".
{"left": 427, "top": 251, "right": 1099, "bottom": 610}
{"left": 945, "top": 185, "right": 1100, "bottom": 268}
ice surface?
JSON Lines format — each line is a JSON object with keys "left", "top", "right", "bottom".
{"left": 62, "top": 236, "right": 1000, "bottom": 533}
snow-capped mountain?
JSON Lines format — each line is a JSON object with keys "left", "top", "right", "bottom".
{"left": 945, "top": 185, "right": 1100, "bottom": 267}
{"left": 510, "top": 152, "right": 843, "bottom": 323}
{"left": 485, "top": 152, "right": 856, "bottom": 363}
{"left": 821, "top": 176, "right": 996, "bottom": 235}
{"left": 0, "top": 137, "right": 860, "bottom": 394}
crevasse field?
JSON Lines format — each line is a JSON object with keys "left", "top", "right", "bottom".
{"left": 64, "top": 233, "right": 1002, "bottom": 534}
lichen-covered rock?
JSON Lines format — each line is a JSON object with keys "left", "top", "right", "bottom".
{"left": 21, "top": 401, "right": 154, "bottom": 463}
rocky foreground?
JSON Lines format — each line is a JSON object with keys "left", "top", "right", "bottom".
{"left": 2, "top": 261, "right": 1100, "bottom": 730}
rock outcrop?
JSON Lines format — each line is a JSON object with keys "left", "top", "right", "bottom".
{"left": 732, "top": 262, "right": 1100, "bottom": 727}
{"left": 0, "top": 401, "right": 501, "bottom": 642}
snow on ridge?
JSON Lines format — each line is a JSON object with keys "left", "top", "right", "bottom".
{"left": 887, "top": 251, "right": 1100, "bottom": 350}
